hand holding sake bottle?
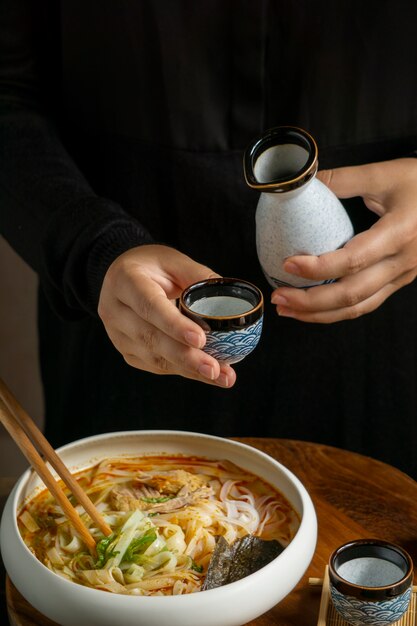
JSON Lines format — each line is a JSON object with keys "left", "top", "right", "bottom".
{"left": 244, "top": 126, "right": 355, "bottom": 290}
{"left": 244, "top": 126, "right": 417, "bottom": 324}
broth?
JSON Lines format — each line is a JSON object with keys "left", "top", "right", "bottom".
{"left": 18, "top": 455, "right": 299, "bottom": 596}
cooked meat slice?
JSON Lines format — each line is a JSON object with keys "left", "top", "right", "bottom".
{"left": 109, "top": 484, "right": 213, "bottom": 513}
{"left": 134, "top": 485, "right": 161, "bottom": 499}
{"left": 147, "top": 485, "right": 214, "bottom": 513}
{"left": 109, "top": 487, "right": 149, "bottom": 512}
{"left": 134, "top": 469, "right": 208, "bottom": 495}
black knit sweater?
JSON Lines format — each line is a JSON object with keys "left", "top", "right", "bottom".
{"left": 2, "top": 0, "right": 417, "bottom": 477}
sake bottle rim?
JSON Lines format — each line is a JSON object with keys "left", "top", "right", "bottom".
{"left": 243, "top": 125, "right": 318, "bottom": 193}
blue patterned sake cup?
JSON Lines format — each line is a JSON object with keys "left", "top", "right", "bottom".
{"left": 329, "top": 539, "right": 414, "bottom": 626}
{"left": 179, "top": 278, "right": 263, "bottom": 365}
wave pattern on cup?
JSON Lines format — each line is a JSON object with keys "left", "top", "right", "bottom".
{"left": 330, "top": 585, "right": 412, "bottom": 626}
{"left": 204, "top": 318, "right": 263, "bottom": 364}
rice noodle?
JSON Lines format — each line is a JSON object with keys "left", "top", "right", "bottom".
{"left": 18, "top": 454, "right": 299, "bottom": 596}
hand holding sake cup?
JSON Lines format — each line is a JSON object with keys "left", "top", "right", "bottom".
{"left": 179, "top": 278, "right": 263, "bottom": 365}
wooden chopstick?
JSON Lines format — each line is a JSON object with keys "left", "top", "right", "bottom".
{"left": 0, "top": 379, "right": 112, "bottom": 552}
{"left": 315, "top": 566, "right": 330, "bottom": 626}
{"left": 0, "top": 379, "right": 112, "bottom": 538}
{"left": 0, "top": 395, "right": 96, "bottom": 552}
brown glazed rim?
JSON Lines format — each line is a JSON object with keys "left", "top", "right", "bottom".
{"left": 179, "top": 278, "right": 264, "bottom": 333}
{"left": 329, "top": 539, "right": 414, "bottom": 601}
{"left": 243, "top": 125, "right": 318, "bottom": 192}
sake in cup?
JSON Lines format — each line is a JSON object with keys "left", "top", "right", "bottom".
{"left": 329, "top": 538, "right": 414, "bottom": 626}
{"left": 179, "top": 278, "right": 263, "bottom": 365}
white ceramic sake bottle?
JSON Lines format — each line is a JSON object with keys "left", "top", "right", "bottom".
{"left": 244, "top": 126, "right": 354, "bottom": 288}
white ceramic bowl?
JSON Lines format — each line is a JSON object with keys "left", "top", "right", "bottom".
{"left": 1, "top": 430, "right": 317, "bottom": 626}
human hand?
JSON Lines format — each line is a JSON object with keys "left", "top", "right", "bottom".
{"left": 98, "top": 244, "right": 236, "bottom": 387}
{"left": 270, "top": 158, "right": 417, "bottom": 323}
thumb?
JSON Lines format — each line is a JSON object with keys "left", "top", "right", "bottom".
{"left": 317, "top": 163, "right": 380, "bottom": 199}
{"left": 161, "top": 247, "right": 221, "bottom": 290}
{"left": 176, "top": 262, "right": 221, "bottom": 290}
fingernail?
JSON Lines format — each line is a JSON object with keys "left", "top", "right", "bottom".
{"left": 185, "top": 330, "right": 204, "bottom": 349}
{"left": 284, "top": 262, "right": 300, "bottom": 275}
{"left": 198, "top": 363, "right": 215, "bottom": 380}
{"left": 277, "top": 307, "right": 295, "bottom": 318}
{"left": 217, "top": 372, "right": 230, "bottom": 387}
{"left": 271, "top": 294, "right": 288, "bottom": 306}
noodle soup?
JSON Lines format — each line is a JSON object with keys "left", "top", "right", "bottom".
{"left": 18, "top": 455, "right": 300, "bottom": 596}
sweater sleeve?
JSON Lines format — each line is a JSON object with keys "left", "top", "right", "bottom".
{"left": 0, "top": 0, "right": 154, "bottom": 319}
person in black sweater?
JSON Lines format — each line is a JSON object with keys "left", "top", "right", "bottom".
{"left": 2, "top": 1, "right": 417, "bottom": 478}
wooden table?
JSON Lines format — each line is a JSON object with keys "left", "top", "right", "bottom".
{"left": 5, "top": 438, "right": 417, "bottom": 626}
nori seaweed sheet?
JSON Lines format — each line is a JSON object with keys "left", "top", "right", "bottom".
{"left": 202, "top": 535, "right": 285, "bottom": 590}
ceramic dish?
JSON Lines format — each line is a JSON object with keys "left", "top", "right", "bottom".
{"left": 1, "top": 430, "right": 317, "bottom": 626}
{"left": 179, "top": 278, "right": 264, "bottom": 364}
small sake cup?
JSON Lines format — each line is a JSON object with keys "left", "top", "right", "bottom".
{"left": 329, "top": 539, "right": 414, "bottom": 626}
{"left": 179, "top": 278, "right": 264, "bottom": 365}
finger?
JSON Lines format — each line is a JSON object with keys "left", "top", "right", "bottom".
{"left": 275, "top": 282, "right": 396, "bottom": 323}
{"left": 108, "top": 301, "right": 237, "bottom": 386}
{"left": 159, "top": 252, "right": 221, "bottom": 292}
{"left": 282, "top": 217, "right": 399, "bottom": 282}
{"left": 273, "top": 255, "right": 404, "bottom": 314}
{"left": 122, "top": 349, "right": 236, "bottom": 388}
{"left": 316, "top": 163, "right": 384, "bottom": 199}
{"left": 115, "top": 272, "right": 209, "bottom": 350}
{"left": 273, "top": 268, "right": 416, "bottom": 324}
{"left": 182, "top": 363, "right": 237, "bottom": 388}
{"left": 106, "top": 301, "right": 217, "bottom": 375}
{"left": 134, "top": 244, "right": 220, "bottom": 296}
